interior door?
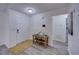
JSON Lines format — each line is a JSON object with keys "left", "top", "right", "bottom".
{"left": 8, "top": 9, "right": 29, "bottom": 47}
{"left": 16, "top": 14, "right": 29, "bottom": 44}
{"left": 52, "top": 14, "right": 67, "bottom": 42}
{"left": 16, "top": 20, "right": 24, "bottom": 44}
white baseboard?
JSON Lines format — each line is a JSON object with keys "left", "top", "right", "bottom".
{"left": 48, "top": 44, "right": 53, "bottom": 48}
{"left": 67, "top": 48, "right": 71, "bottom": 55}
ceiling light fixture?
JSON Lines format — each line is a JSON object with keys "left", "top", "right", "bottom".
{"left": 27, "top": 9, "right": 33, "bottom": 13}
{"left": 25, "top": 7, "right": 36, "bottom": 15}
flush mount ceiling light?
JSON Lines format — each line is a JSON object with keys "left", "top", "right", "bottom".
{"left": 25, "top": 7, "right": 36, "bottom": 15}
{"left": 27, "top": 9, "right": 33, "bottom": 13}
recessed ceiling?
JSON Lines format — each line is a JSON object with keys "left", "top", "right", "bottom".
{"left": 0, "top": 3, "right": 70, "bottom": 15}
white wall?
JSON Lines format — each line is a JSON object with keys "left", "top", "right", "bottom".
{"left": 52, "top": 14, "right": 67, "bottom": 42}
{"left": 4, "top": 9, "right": 30, "bottom": 48}
{"left": 29, "top": 14, "right": 53, "bottom": 46}
{"left": 68, "top": 4, "right": 79, "bottom": 55}
{"left": 0, "top": 8, "right": 8, "bottom": 45}
{"left": 0, "top": 12, "right": 5, "bottom": 45}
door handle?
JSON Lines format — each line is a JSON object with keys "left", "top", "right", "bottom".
{"left": 17, "top": 29, "right": 19, "bottom": 33}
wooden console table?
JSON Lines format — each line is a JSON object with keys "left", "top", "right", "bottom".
{"left": 33, "top": 34, "right": 48, "bottom": 48}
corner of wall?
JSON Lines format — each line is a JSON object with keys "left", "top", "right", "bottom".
{"left": 67, "top": 48, "right": 71, "bottom": 55}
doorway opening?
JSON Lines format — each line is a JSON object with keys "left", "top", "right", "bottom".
{"left": 52, "top": 14, "right": 68, "bottom": 54}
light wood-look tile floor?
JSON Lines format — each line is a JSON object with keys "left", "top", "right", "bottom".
{"left": 9, "top": 40, "right": 33, "bottom": 54}
{"left": 0, "top": 40, "right": 68, "bottom": 55}
{"left": 21, "top": 40, "right": 68, "bottom": 55}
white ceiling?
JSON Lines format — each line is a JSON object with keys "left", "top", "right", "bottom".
{"left": 0, "top": 3, "right": 70, "bottom": 15}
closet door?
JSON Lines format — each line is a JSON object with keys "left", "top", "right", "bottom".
{"left": 8, "top": 9, "right": 29, "bottom": 47}
{"left": 16, "top": 12, "right": 29, "bottom": 44}
{"left": 16, "top": 18, "right": 24, "bottom": 44}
